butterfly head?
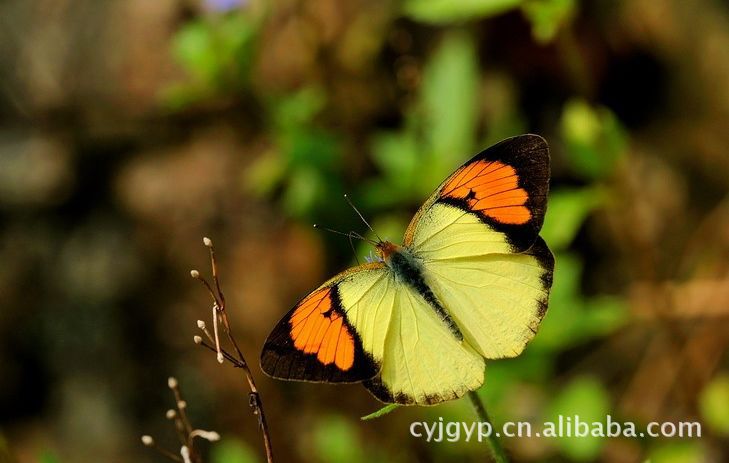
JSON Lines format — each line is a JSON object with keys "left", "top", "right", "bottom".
{"left": 375, "top": 241, "right": 401, "bottom": 262}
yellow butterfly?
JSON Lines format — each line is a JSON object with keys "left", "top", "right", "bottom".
{"left": 260, "top": 134, "right": 554, "bottom": 405}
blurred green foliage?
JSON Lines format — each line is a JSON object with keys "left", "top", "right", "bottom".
{"left": 211, "top": 438, "right": 261, "bottom": 463}
{"left": 164, "top": 3, "right": 660, "bottom": 461}
{"left": 2, "top": 0, "right": 724, "bottom": 461}
{"left": 39, "top": 451, "right": 61, "bottom": 463}
{"left": 546, "top": 377, "right": 611, "bottom": 461}
{"left": 363, "top": 31, "right": 480, "bottom": 208}
{"left": 403, "top": 0, "right": 523, "bottom": 24}
{"left": 522, "top": 0, "right": 576, "bottom": 43}
{"left": 403, "top": 0, "right": 577, "bottom": 43}
{"left": 560, "top": 99, "right": 627, "bottom": 180}
{"left": 164, "top": 8, "right": 264, "bottom": 109}
{"left": 311, "top": 416, "right": 368, "bottom": 463}
{"left": 699, "top": 374, "right": 729, "bottom": 436}
{"left": 649, "top": 441, "right": 707, "bottom": 463}
{"left": 247, "top": 87, "right": 345, "bottom": 218}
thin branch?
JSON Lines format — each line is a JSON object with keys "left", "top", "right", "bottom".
{"left": 192, "top": 237, "right": 274, "bottom": 463}
{"left": 141, "top": 379, "right": 218, "bottom": 463}
{"left": 205, "top": 237, "right": 225, "bottom": 310}
{"left": 212, "top": 305, "right": 224, "bottom": 363}
{"left": 467, "top": 391, "right": 509, "bottom": 463}
{"left": 195, "top": 336, "right": 241, "bottom": 366}
{"left": 169, "top": 378, "right": 202, "bottom": 463}
{"left": 141, "top": 436, "right": 184, "bottom": 462}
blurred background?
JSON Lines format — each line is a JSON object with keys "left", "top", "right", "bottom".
{"left": 1, "top": 0, "right": 728, "bottom": 462}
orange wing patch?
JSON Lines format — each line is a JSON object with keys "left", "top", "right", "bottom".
{"left": 441, "top": 160, "right": 531, "bottom": 224}
{"left": 289, "top": 288, "right": 355, "bottom": 371}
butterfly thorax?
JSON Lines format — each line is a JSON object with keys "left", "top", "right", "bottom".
{"left": 376, "top": 241, "right": 463, "bottom": 341}
{"left": 376, "top": 241, "right": 422, "bottom": 282}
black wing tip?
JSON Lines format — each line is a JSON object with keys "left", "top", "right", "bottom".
{"left": 486, "top": 133, "right": 549, "bottom": 154}
{"left": 480, "top": 134, "right": 552, "bottom": 252}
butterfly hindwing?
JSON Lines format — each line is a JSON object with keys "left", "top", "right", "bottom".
{"left": 420, "top": 236, "right": 554, "bottom": 359}
{"left": 360, "top": 283, "right": 485, "bottom": 405}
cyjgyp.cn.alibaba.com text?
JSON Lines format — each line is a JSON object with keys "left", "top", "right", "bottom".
{"left": 410, "top": 415, "right": 702, "bottom": 442}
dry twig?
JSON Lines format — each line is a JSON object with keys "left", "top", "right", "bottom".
{"left": 191, "top": 237, "right": 274, "bottom": 463}
{"left": 141, "top": 377, "right": 220, "bottom": 463}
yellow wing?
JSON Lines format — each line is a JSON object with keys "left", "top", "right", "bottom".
{"left": 262, "top": 261, "right": 485, "bottom": 405}
{"left": 413, "top": 211, "right": 553, "bottom": 358}
{"left": 405, "top": 134, "right": 554, "bottom": 359}
{"left": 262, "top": 134, "right": 552, "bottom": 405}
{"left": 339, "top": 274, "right": 485, "bottom": 405}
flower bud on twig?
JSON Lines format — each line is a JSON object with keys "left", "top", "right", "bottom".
{"left": 191, "top": 429, "right": 221, "bottom": 442}
{"left": 181, "top": 445, "right": 192, "bottom": 463}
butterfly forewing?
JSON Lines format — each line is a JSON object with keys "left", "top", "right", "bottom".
{"left": 260, "top": 266, "right": 383, "bottom": 383}
{"left": 405, "top": 134, "right": 549, "bottom": 252}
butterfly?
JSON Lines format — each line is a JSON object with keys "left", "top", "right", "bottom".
{"left": 260, "top": 134, "right": 554, "bottom": 405}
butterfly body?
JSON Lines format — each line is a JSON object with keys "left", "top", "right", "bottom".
{"left": 261, "top": 135, "right": 554, "bottom": 405}
{"left": 376, "top": 241, "right": 464, "bottom": 340}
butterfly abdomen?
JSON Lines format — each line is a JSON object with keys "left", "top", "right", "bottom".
{"left": 384, "top": 245, "right": 463, "bottom": 341}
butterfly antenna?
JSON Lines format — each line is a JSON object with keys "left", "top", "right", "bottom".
{"left": 343, "top": 194, "right": 383, "bottom": 242}
{"left": 348, "top": 232, "right": 361, "bottom": 265}
{"left": 313, "top": 224, "right": 378, "bottom": 246}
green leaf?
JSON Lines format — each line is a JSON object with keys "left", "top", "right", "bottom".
{"left": 560, "top": 99, "right": 627, "bottom": 180}
{"left": 39, "top": 451, "right": 62, "bottom": 463}
{"left": 419, "top": 31, "right": 480, "bottom": 187}
{"left": 358, "top": 178, "right": 412, "bottom": 209}
{"left": 541, "top": 187, "right": 605, "bottom": 251}
{"left": 547, "top": 376, "right": 611, "bottom": 461}
{"left": 282, "top": 168, "right": 323, "bottom": 217}
{"left": 370, "top": 131, "right": 419, "bottom": 189}
{"left": 404, "top": 0, "right": 523, "bottom": 24}
{"left": 699, "top": 374, "right": 729, "bottom": 435}
{"left": 361, "top": 404, "right": 401, "bottom": 420}
{"left": 217, "top": 14, "right": 259, "bottom": 76}
{"left": 170, "top": 13, "right": 260, "bottom": 93}
{"left": 649, "top": 441, "right": 707, "bottom": 463}
{"left": 478, "top": 351, "right": 554, "bottom": 408}
{"left": 172, "top": 20, "right": 220, "bottom": 83}
{"left": 580, "top": 296, "right": 629, "bottom": 338}
{"left": 285, "top": 128, "right": 340, "bottom": 170}
{"left": 245, "top": 150, "right": 287, "bottom": 197}
{"left": 521, "top": 0, "right": 576, "bottom": 43}
{"left": 211, "top": 438, "right": 261, "bottom": 463}
{"left": 272, "top": 87, "right": 327, "bottom": 132}
{"left": 312, "top": 415, "right": 366, "bottom": 463}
